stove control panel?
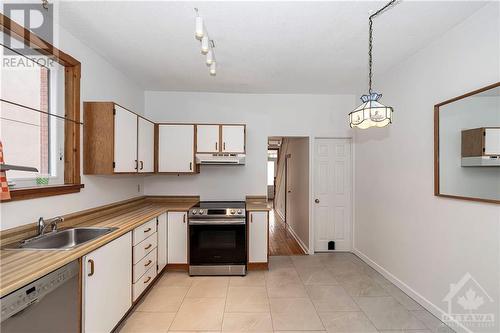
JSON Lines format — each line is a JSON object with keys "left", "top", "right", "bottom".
{"left": 188, "top": 208, "right": 246, "bottom": 218}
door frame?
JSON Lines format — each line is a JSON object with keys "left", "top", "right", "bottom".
{"left": 310, "top": 137, "right": 354, "bottom": 254}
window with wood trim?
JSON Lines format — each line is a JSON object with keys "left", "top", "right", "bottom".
{"left": 0, "top": 13, "right": 83, "bottom": 202}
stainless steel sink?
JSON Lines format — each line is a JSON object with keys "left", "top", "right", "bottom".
{"left": 4, "top": 227, "right": 118, "bottom": 250}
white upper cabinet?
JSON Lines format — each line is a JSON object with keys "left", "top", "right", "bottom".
{"left": 197, "top": 125, "right": 220, "bottom": 153}
{"left": 114, "top": 105, "right": 138, "bottom": 172}
{"left": 158, "top": 124, "right": 195, "bottom": 173}
{"left": 222, "top": 125, "right": 245, "bottom": 153}
{"left": 138, "top": 117, "right": 155, "bottom": 173}
{"left": 82, "top": 232, "right": 132, "bottom": 333}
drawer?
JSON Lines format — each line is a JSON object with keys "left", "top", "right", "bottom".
{"left": 133, "top": 249, "right": 157, "bottom": 283}
{"left": 133, "top": 233, "right": 157, "bottom": 264}
{"left": 133, "top": 219, "right": 157, "bottom": 246}
{"left": 133, "top": 265, "right": 156, "bottom": 302}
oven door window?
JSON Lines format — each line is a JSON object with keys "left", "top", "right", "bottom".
{"left": 190, "top": 224, "right": 246, "bottom": 265}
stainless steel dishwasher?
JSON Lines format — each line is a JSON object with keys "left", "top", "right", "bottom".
{"left": 0, "top": 260, "right": 80, "bottom": 333}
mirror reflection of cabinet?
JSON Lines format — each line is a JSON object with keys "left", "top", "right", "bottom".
{"left": 434, "top": 82, "right": 500, "bottom": 204}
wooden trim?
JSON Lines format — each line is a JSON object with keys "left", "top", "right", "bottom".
{"left": 434, "top": 82, "right": 500, "bottom": 204}
{"left": 248, "top": 262, "right": 268, "bottom": 270}
{"left": 166, "top": 263, "right": 189, "bottom": 271}
{"left": 1, "top": 13, "right": 83, "bottom": 202}
{"left": 4, "top": 184, "right": 84, "bottom": 202}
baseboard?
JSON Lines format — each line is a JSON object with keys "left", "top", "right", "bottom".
{"left": 285, "top": 223, "right": 309, "bottom": 255}
{"left": 275, "top": 208, "right": 285, "bottom": 222}
{"left": 352, "top": 248, "right": 471, "bottom": 333}
{"left": 166, "top": 263, "right": 189, "bottom": 271}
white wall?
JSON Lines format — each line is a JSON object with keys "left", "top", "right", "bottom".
{"left": 144, "top": 92, "right": 354, "bottom": 200}
{"left": 0, "top": 25, "right": 145, "bottom": 230}
{"left": 440, "top": 96, "right": 500, "bottom": 200}
{"left": 353, "top": 3, "right": 500, "bottom": 332}
{"left": 286, "top": 137, "right": 310, "bottom": 250}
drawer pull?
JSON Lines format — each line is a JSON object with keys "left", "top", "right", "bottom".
{"left": 143, "top": 227, "right": 152, "bottom": 233}
{"left": 144, "top": 276, "right": 152, "bottom": 284}
{"left": 87, "top": 259, "right": 95, "bottom": 277}
{"left": 144, "top": 260, "right": 152, "bottom": 267}
{"left": 144, "top": 244, "right": 152, "bottom": 250}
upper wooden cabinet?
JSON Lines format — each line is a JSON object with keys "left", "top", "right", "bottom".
{"left": 83, "top": 102, "right": 154, "bottom": 175}
{"left": 157, "top": 124, "right": 197, "bottom": 173}
{"left": 196, "top": 124, "right": 246, "bottom": 154}
{"left": 138, "top": 117, "right": 155, "bottom": 173}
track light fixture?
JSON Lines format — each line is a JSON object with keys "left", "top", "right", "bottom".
{"left": 194, "top": 8, "right": 217, "bottom": 76}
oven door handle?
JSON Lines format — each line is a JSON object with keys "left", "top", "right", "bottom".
{"left": 189, "top": 219, "right": 246, "bottom": 225}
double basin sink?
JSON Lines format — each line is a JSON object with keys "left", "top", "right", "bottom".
{"left": 4, "top": 227, "right": 117, "bottom": 250}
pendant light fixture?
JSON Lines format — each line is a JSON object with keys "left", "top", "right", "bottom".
{"left": 194, "top": 8, "right": 217, "bottom": 76}
{"left": 349, "top": 0, "right": 398, "bottom": 129}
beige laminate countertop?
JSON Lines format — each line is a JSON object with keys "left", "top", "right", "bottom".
{"left": 0, "top": 201, "right": 196, "bottom": 298}
{"left": 245, "top": 200, "right": 272, "bottom": 211}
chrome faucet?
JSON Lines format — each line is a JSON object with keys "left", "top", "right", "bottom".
{"left": 38, "top": 216, "right": 64, "bottom": 236}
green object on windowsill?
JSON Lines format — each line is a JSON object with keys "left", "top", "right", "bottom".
{"left": 36, "top": 177, "right": 49, "bottom": 186}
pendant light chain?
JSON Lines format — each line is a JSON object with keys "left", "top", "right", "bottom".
{"left": 368, "top": 0, "right": 398, "bottom": 94}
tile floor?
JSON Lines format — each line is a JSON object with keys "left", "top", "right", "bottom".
{"left": 117, "top": 253, "right": 454, "bottom": 333}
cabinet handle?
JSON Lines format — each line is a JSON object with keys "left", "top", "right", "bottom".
{"left": 144, "top": 260, "right": 152, "bottom": 267}
{"left": 183, "top": 214, "right": 186, "bottom": 223}
{"left": 135, "top": 160, "right": 138, "bottom": 170}
{"left": 143, "top": 276, "right": 152, "bottom": 284}
{"left": 223, "top": 142, "right": 226, "bottom": 150}
{"left": 250, "top": 214, "right": 253, "bottom": 223}
{"left": 144, "top": 244, "right": 152, "bottom": 250}
{"left": 189, "top": 162, "right": 192, "bottom": 171}
{"left": 144, "top": 227, "right": 151, "bottom": 233}
{"left": 140, "top": 161, "right": 144, "bottom": 170}
{"left": 87, "top": 259, "right": 95, "bottom": 277}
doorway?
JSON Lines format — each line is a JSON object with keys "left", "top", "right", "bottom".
{"left": 313, "top": 138, "right": 353, "bottom": 252}
{"left": 267, "top": 137, "right": 309, "bottom": 256}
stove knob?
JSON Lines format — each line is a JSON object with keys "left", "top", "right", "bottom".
{"left": 192, "top": 209, "right": 198, "bottom": 215}
{"left": 199, "top": 209, "right": 204, "bottom": 215}
{"left": 237, "top": 209, "right": 242, "bottom": 214}
{"left": 230, "top": 209, "right": 236, "bottom": 214}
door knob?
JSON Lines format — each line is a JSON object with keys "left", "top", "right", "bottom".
{"left": 315, "top": 199, "right": 320, "bottom": 203}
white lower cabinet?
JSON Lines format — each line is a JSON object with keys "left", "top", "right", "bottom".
{"left": 167, "top": 212, "right": 188, "bottom": 264}
{"left": 157, "top": 213, "right": 168, "bottom": 273}
{"left": 82, "top": 232, "right": 132, "bottom": 333}
{"left": 248, "top": 211, "right": 269, "bottom": 263}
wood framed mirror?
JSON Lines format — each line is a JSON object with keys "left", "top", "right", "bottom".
{"left": 434, "top": 82, "right": 500, "bottom": 204}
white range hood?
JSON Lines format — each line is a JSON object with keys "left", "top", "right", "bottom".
{"left": 461, "top": 156, "right": 500, "bottom": 167}
{"left": 196, "top": 153, "right": 246, "bottom": 165}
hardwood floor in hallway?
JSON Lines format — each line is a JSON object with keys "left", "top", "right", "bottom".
{"left": 269, "top": 206, "right": 306, "bottom": 256}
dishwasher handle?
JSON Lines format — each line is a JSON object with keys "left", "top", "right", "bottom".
{"left": 87, "top": 259, "right": 95, "bottom": 277}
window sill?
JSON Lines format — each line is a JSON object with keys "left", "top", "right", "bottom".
{"left": 1, "top": 184, "right": 84, "bottom": 202}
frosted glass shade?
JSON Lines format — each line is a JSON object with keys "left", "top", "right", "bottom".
{"left": 349, "top": 93, "right": 393, "bottom": 129}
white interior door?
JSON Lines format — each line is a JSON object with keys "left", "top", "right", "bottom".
{"left": 138, "top": 117, "right": 154, "bottom": 173}
{"left": 314, "top": 138, "right": 352, "bottom": 252}
{"left": 197, "top": 125, "right": 220, "bottom": 153}
{"left": 158, "top": 125, "right": 195, "bottom": 173}
{"left": 114, "top": 105, "right": 138, "bottom": 172}
{"left": 221, "top": 125, "right": 245, "bottom": 153}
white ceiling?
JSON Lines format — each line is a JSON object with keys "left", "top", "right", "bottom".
{"left": 58, "top": 1, "right": 486, "bottom": 94}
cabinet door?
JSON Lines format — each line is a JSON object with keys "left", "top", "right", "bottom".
{"left": 197, "top": 125, "right": 220, "bottom": 153}
{"left": 222, "top": 125, "right": 245, "bottom": 153}
{"left": 138, "top": 117, "right": 155, "bottom": 173}
{"left": 248, "top": 212, "right": 268, "bottom": 263}
{"left": 114, "top": 105, "right": 138, "bottom": 172}
{"left": 158, "top": 125, "right": 195, "bottom": 172}
{"left": 157, "top": 213, "right": 168, "bottom": 272}
{"left": 485, "top": 128, "right": 500, "bottom": 155}
{"left": 167, "top": 212, "right": 188, "bottom": 264}
{"left": 83, "top": 232, "right": 132, "bottom": 333}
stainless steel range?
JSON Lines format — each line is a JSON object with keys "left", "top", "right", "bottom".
{"left": 188, "top": 201, "right": 246, "bottom": 276}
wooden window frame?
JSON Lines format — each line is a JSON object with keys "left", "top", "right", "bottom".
{"left": 1, "top": 14, "right": 83, "bottom": 202}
